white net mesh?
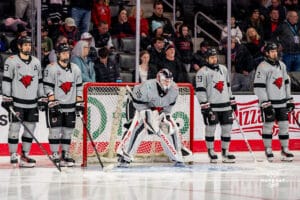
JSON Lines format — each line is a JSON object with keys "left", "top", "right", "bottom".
{"left": 70, "top": 83, "right": 194, "bottom": 166}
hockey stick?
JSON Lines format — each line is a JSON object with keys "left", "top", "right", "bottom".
{"left": 78, "top": 112, "right": 104, "bottom": 169}
{"left": 233, "top": 112, "right": 263, "bottom": 163}
{"left": 9, "top": 107, "right": 61, "bottom": 172}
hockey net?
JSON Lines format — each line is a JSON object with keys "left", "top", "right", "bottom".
{"left": 70, "top": 83, "right": 194, "bottom": 167}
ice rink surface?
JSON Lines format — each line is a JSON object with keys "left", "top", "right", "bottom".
{"left": 0, "top": 152, "right": 300, "bottom": 200}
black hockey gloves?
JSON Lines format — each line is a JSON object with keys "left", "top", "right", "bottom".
{"left": 75, "top": 101, "right": 85, "bottom": 116}
{"left": 1, "top": 96, "right": 13, "bottom": 112}
{"left": 287, "top": 98, "right": 295, "bottom": 112}
{"left": 48, "top": 100, "right": 61, "bottom": 117}
{"left": 230, "top": 97, "right": 237, "bottom": 111}
{"left": 261, "top": 101, "right": 274, "bottom": 116}
{"left": 38, "top": 97, "right": 48, "bottom": 111}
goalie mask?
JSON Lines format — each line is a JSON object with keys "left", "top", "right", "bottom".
{"left": 156, "top": 68, "right": 173, "bottom": 92}
{"left": 17, "top": 36, "right": 32, "bottom": 55}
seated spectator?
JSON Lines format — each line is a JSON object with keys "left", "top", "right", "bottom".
{"left": 221, "top": 37, "right": 255, "bottom": 91}
{"left": 221, "top": 16, "right": 243, "bottom": 44}
{"left": 174, "top": 21, "right": 183, "bottom": 38}
{"left": 80, "top": 32, "right": 98, "bottom": 63}
{"left": 10, "top": 24, "right": 28, "bottom": 53}
{"left": 192, "top": 41, "right": 210, "bottom": 72}
{"left": 0, "top": 33, "right": 9, "bottom": 53}
{"left": 241, "top": 8, "right": 265, "bottom": 39}
{"left": 267, "top": 0, "right": 287, "bottom": 22}
{"left": 175, "top": 24, "right": 193, "bottom": 72}
{"left": 94, "top": 47, "right": 121, "bottom": 82}
{"left": 92, "top": 0, "right": 111, "bottom": 29}
{"left": 147, "top": 1, "right": 175, "bottom": 39}
{"left": 41, "top": 26, "right": 54, "bottom": 70}
{"left": 132, "top": 50, "right": 157, "bottom": 82}
{"left": 245, "top": 27, "right": 265, "bottom": 68}
{"left": 128, "top": 6, "right": 150, "bottom": 50}
{"left": 158, "top": 43, "right": 188, "bottom": 83}
{"left": 264, "top": 8, "right": 281, "bottom": 41}
{"left": 150, "top": 20, "right": 173, "bottom": 45}
{"left": 71, "top": 40, "right": 96, "bottom": 82}
{"left": 92, "top": 21, "right": 114, "bottom": 50}
{"left": 58, "top": 17, "right": 79, "bottom": 49}
{"left": 147, "top": 36, "right": 165, "bottom": 67}
{"left": 110, "top": 8, "right": 133, "bottom": 39}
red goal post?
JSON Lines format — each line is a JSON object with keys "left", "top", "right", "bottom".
{"left": 70, "top": 82, "right": 194, "bottom": 167}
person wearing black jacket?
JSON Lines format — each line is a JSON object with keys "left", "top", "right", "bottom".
{"left": 94, "top": 47, "right": 121, "bottom": 82}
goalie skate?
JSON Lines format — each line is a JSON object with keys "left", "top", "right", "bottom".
{"left": 222, "top": 149, "right": 236, "bottom": 163}
{"left": 281, "top": 148, "right": 294, "bottom": 162}
{"left": 174, "top": 161, "right": 186, "bottom": 167}
{"left": 60, "top": 151, "right": 75, "bottom": 167}
{"left": 181, "top": 146, "right": 193, "bottom": 163}
{"left": 20, "top": 152, "right": 36, "bottom": 168}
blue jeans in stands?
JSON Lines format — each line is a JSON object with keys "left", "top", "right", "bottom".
{"left": 71, "top": 7, "right": 91, "bottom": 36}
{"left": 282, "top": 53, "right": 300, "bottom": 72}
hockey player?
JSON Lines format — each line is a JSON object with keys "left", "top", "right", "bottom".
{"left": 195, "top": 47, "right": 237, "bottom": 163}
{"left": 43, "top": 43, "right": 84, "bottom": 167}
{"left": 117, "top": 69, "right": 187, "bottom": 167}
{"left": 1, "top": 36, "right": 47, "bottom": 167}
{"left": 254, "top": 42, "right": 294, "bottom": 162}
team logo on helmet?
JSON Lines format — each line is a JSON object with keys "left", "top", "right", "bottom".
{"left": 273, "top": 77, "right": 283, "bottom": 89}
{"left": 60, "top": 82, "right": 73, "bottom": 94}
{"left": 20, "top": 75, "right": 33, "bottom": 88}
{"left": 214, "top": 81, "right": 224, "bottom": 93}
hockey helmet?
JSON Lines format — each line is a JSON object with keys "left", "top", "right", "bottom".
{"left": 56, "top": 43, "right": 70, "bottom": 53}
{"left": 205, "top": 47, "right": 217, "bottom": 58}
{"left": 17, "top": 36, "right": 32, "bottom": 46}
{"left": 156, "top": 68, "right": 173, "bottom": 92}
{"left": 264, "top": 42, "right": 278, "bottom": 53}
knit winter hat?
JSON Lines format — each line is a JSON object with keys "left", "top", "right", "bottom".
{"left": 152, "top": 20, "right": 163, "bottom": 32}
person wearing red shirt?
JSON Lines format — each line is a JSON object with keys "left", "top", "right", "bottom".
{"left": 91, "top": 0, "right": 111, "bottom": 28}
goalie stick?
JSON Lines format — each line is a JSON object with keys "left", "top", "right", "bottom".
{"left": 9, "top": 107, "right": 62, "bottom": 172}
{"left": 78, "top": 112, "right": 104, "bottom": 169}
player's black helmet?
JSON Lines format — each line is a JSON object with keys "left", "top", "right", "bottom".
{"left": 56, "top": 43, "right": 70, "bottom": 53}
{"left": 17, "top": 36, "right": 32, "bottom": 46}
{"left": 205, "top": 47, "right": 217, "bottom": 58}
{"left": 264, "top": 42, "right": 278, "bottom": 53}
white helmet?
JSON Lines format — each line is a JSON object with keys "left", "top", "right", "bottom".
{"left": 156, "top": 68, "right": 173, "bottom": 92}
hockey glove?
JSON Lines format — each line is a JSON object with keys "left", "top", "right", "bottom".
{"left": 287, "top": 99, "right": 295, "bottom": 112}
{"left": 201, "top": 102, "right": 214, "bottom": 124}
{"left": 48, "top": 100, "right": 61, "bottom": 117}
{"left": 261, "top": 101, "right": 274, "bottom": 116}
{"left": 75, "top": 101, "right": 85, "bottom": 116}
{"left": 38, "top": 96, "right": 48, "bottom": 111}
{"left": 230, "top": 97, "right": 237, "bottom": 111}
{"left": 1, "top": 96, "right": 13, "bottom": 112}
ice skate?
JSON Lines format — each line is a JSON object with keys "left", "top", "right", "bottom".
{"left": 181, "top": 146, "right": 193, "bottom": 163}
{"left": 222, "top": 149, "right": 236, "bottom": 163}
{"left": 51, "top": 152, "right": 60, "bottom": 164}
{"left": 60, "top": 151, "right": 75, "bottom": 167}
{"left": 281, "top": 148, "right": 294, "bottom": 162}
{"left": 265, "top": 148, "right": 274, "bottom": 162}
{"left": 208, "top": 149, "right": 218, "bottom": 163}
{"left": 20, "top": 152, "right": 36, "bottom": 168}
{"left": 174, "top": 161, "right": 186, "bottom": 167}
{"left": 10, "top": 153, "right": 18, "bottom": 167}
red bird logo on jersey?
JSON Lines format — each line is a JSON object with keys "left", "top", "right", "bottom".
{"left": 214, "top": 81, "right": 224, "bottom": 93}
{"left": 273, "top": 77, "right": 283, "bottom": 89}
{"left": 20, "top": 75, "right": 33, "bottom": 88}
{"left": 60, "top": 82, "right": 72, "bottom": 94}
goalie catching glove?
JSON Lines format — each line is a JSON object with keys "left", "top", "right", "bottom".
{"left": 1, "top": 96, "right": 13, "bottom": 112}
{"left": 75, "top": 101, "right": 85, "bottom": 115}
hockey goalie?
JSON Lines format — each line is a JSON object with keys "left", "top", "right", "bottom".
{"left": 116, "top": 68, "right": 192, "bottom": 167}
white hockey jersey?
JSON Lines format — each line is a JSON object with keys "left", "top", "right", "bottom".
{"left": 43, "top": 62, "right": 83, "bottom": 112}
{"left": 132, "top": 79, "right": 179, "bottom": 114}
{"left": 195, "top": 64, "right": 233, "bottom": 112}
{"left": 254, "top": 59, "right": 292, "bottom": 108}
{"left": 2, "top": 55, "right": 44, "bottom": 108}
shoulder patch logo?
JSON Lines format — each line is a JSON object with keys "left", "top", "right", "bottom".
{"left": 60, "top": 82, "right": 73, "bottom": 94}
{"left": 273, "top": 77, "right": 283, "bottom": 89}
{"left": 214, "top": 81, "right": 224, "bottom": 93}
{"left": 20, "top": 75, "right": 33, "bottom": 88}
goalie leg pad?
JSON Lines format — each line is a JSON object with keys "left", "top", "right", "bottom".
{"left": 8, "top": 122, "right": 21, "bottom": 153}
{"left": 140, "top": 110, "right": 160, "bottom": 134}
